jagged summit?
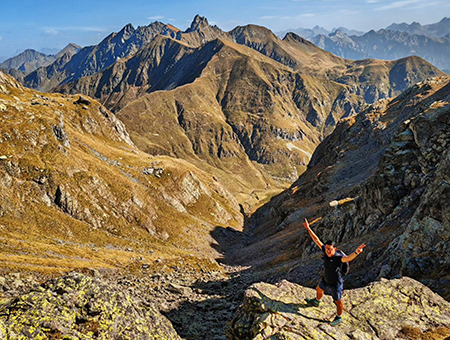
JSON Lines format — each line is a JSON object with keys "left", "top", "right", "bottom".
{"left": 186, "top": 14, "right": 211, "bottom": 32}
{"left": 118, "top": 23, "right": 136, "bottom": 38}
{"left": 330, "top": 29, "right": 347, "bottom": 37}
{"left": 55, "top": 43, "right": 81, "bottom": 59}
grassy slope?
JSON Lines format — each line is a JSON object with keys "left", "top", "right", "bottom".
{"left": 0, "top": 72, "right": 242, "bottom": 274}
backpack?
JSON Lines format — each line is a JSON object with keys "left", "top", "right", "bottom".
{"left": 336, "top": 250, "right": 350, "bottom": 275}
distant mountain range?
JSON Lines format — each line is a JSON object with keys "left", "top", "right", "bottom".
{"left": 312, "top": 28, "right": 450, "bottom": 72}
{"left": 386, "top": 17, "right": 450, "bottom": 38}
{"left": 281, "top": 17, "right": 450, "bottom": 40}
{"left": 280, "top": 17, "right": 450, "bottom": 73}
{"left": 0, "top": 43, "right": 81, "bottom": 74}
{"left": 277, "top": 25, "right": 364, "bottom": 40}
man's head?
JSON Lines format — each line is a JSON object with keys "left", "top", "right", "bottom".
{"left": 324, "top": 240, "right": 337, "bottom": 257}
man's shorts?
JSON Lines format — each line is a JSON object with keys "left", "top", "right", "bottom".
{"left": 318, "top": 278, "right": 343, "bottom": 301}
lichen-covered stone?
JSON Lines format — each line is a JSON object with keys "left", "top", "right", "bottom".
{"left": 0, "top": 272, "right": 181, "bottom": 339}
{"left": 227, "top": 277, "right": 450, "bottom": 340}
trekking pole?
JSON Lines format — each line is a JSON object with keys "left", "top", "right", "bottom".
{"left": 309, "top": 217, "right": 322, "bottom": 225}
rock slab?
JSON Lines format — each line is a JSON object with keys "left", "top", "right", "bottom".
{"left": 0, "top": 272, "right": 181, "bottom": 340}
{"left": 227, "top": 277, "right": 450, "bottom": 340}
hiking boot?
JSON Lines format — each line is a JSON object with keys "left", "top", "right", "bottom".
{"left": 330, "top": 315, "right": 342, "bottom": 326}
{"left": 305, "top": 298, "right": 321, "bottom": 307}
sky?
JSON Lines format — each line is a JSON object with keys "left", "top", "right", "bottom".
{"left": 1, "top": 0, "right": 449, "bottom": 61}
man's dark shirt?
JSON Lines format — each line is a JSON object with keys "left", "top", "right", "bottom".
{"left": 321, "top": 245, "right": 344, "bottom": 286}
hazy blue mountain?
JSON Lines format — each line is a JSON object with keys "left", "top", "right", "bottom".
{"left": 312, "top": 30, "right": 367, "bottom": 60}
{"left": 277, "top": 25, "right": 329, "bottom": 39}
{"left": 0, "top": 44, "right": 81, "bottom": 74}
{"left": 311, "top": 28, "right": 450, "bottom": 72}
{"left": 0, "top": 49, "right": 55, "bottom": 73}
{"left": 386, "top": 17, "right": 450, "bottom": 38}
{"left": 331, "top": 27, "right": 365, "bottom": 36}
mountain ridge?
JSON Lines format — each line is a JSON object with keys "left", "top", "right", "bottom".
{"left": 386, "top": 17, "right": 450, "bottom": 38}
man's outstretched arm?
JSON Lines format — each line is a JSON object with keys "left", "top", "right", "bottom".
{"left": 303, "top": 218, "right": 323, "bottom": 249}
{"left": 342, "top": 244, "right": 366, "bottom": 263}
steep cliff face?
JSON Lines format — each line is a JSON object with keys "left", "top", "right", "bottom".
{"left": 227, "top": 278, "right": 450, "bottom": 340}
{"left": 229, "top": 76, "right": 450, "bottom": 299}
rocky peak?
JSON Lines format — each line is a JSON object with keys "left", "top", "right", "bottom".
{"left": 328, "top": 30, "right": 357, "bottom": 46}
{"left": 187, "top": 14, "right": 210, "bottom": 33}
{"left": 282, "top": 32, "right": 314, "bottom": 46}
{"left": 230, "top": 24, "right": 277, "bottom": 42}
{"left": 0, "top": 49, "right": 54, "bottom": 73}
{"left": 55, "top": 43, "right": 81, "bottom": 59}
{"left": 123, "top": 22, "right": 135, "bottom": 30}
{"left": 330, "top": 29, "right": 346, "bottom": 38}
{"left": 118, "top": 23, "right": 136, "bottom": 38}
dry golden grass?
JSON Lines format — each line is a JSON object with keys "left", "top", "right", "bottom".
{"left": 0, "top": 73, "right": 241, "bottom": 275}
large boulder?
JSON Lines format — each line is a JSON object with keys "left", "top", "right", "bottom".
{"left": 227, "top": 277, "right": 450, "bottom": 340}
{"left": 0, "top": 272, "right": 181, "bottom": 339}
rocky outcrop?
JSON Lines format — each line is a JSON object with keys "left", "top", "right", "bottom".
{"left": 0, "top": 71, "right": 23, "bottom": 93}
{"left": 0, "top": 272, "right": 181, "bottom": 339}
{"left": 0, "top": 262, "right": 253, "bottom": 340}
{"left": 227, "top": 278, "right": 450, "bottom": 340}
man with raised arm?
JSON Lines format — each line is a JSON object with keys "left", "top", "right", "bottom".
{"left": 303, "top": 218, "right": 366, "bottom": 326}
